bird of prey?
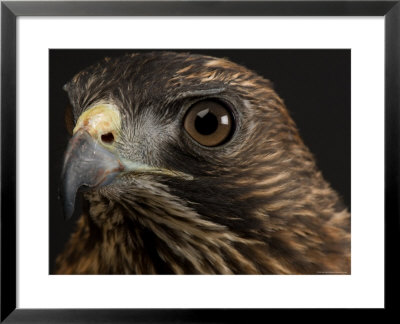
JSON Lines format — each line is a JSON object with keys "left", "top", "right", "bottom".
{"left": 56, "top": 51, "right": 350, "bottom": 274}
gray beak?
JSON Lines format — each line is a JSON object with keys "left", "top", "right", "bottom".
{"left": 61, "top": 129, "right": 124, "bottom": 220}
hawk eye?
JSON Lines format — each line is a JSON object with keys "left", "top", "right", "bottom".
{"left": 184, "top": 100, "right": 234, "bottom": 147}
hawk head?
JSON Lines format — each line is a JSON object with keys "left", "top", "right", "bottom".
{"left": 58, "top": 52, "right": 350, "bottom": 274}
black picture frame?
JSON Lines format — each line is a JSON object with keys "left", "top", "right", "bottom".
{"left": 1, "top": 0, "right": 398, "bottom": 322}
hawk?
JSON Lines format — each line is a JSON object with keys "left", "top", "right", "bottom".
{"left": 56, "top": 52, "right": 350, "bottom": 274}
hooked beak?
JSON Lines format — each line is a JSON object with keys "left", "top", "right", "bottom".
{"left": 60, "top": 128, "right": 124, "bottom": 220}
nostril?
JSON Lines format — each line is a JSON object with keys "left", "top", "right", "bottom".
{"left": 101, "top": 132, "right": 114, "bottom": 144}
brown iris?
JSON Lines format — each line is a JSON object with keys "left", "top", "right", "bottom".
{"left": 184, "top": 100, "right": 233, "bottom": 147}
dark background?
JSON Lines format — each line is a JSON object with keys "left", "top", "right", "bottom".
{"left": 49, "top": 49, "right": 350, "bottom": 274}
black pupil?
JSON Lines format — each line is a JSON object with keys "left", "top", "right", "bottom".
{"left": 194, "top": 109, "right": 219, "bottom": 135}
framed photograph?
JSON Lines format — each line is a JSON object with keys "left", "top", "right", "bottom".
{"left": 1, "top": 0, "right": 398, "bottom": 321}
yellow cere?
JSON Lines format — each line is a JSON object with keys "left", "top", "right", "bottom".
{"left": 73, "top": 104, "right": 121, "bottom": 144}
